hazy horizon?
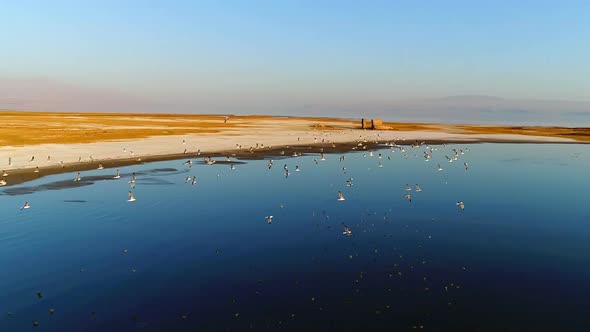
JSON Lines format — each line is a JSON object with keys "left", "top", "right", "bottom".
{"left": 2, "top": 1, "right": 589, "bottom": 125}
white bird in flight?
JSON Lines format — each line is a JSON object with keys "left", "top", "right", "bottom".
{"left": 342, "top": 224, "right": 352, "bottom": 236}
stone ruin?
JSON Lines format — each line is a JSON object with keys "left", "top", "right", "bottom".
{"left": 361, "top": 118, "right": 385, "bottom": 130}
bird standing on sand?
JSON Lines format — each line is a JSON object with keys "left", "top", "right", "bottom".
{"left": 8, "top": 157, "right": 11, "bottom": 166}
{"left": 98, "top": 163, "right": 104, "bottom": 170}
{"left": 34, "top": 167, "right": 39, "bottom": 173}
{"left": 128, "top": 191, "right": 136, "bottom": 202}
{"left": 2, "top": 170, "right": 7, "bottom": 177}
{"left": 30, "top": 156, "right": 35, "bottom": 162}
{"left": 0, "top": 179, "right": 6, "bottom": 186}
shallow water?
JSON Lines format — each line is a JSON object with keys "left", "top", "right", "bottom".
{"left": 1, "top": 143, "right": 589, "bottom": 331}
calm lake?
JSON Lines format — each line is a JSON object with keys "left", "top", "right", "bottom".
{"left": 1, "top": 143, "right": 589, "bottom": 331}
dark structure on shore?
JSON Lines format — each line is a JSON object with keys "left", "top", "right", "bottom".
{"left": 361, "top": 118, "right": 384, "bottom": 130}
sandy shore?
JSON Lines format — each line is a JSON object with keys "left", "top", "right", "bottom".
{"left": 1, "top": 111, "right": 588, "bottom": 186}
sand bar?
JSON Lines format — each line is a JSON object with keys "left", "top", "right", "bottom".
{"left": 1, "top": 111, "right": 588, "bottom": 186}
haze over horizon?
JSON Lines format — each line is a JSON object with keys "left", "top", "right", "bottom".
{"left": 2, "top": 1, "right": 589, "bottom": 125}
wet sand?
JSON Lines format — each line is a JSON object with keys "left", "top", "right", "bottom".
{"left": 1, "top": 111, "right": 588, "bottom": 187}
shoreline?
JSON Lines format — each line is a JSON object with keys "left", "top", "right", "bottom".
{"left": 1, "top": 111, "right": 589, "bottom": 187}
{"left": 0, "top": 137, "right": 585, "bottom": 188}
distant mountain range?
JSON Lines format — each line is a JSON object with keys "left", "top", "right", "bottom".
{"left": 1, "top": 78, "right": 589, "bottom": 126}
{"left": 0, "top": 78, "right": 185, "bottom": 114}
{"left": 370, "top": 95, "right": 590, "bottom": 126}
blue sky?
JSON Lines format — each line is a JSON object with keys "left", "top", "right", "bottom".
{"left": 1, "top": 0, "right": 589, "bottom": 112}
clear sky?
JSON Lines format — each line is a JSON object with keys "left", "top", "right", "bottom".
{"left": 1, "top": 0, "right": 589, "bottom": 112}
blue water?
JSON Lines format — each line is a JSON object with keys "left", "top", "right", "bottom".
{"left": 1, "top": 143, "right": 590, "bottom": 331}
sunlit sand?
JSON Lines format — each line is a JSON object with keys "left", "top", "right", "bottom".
{"left": 0, "top": 111, "right": 587, "bottom": 186}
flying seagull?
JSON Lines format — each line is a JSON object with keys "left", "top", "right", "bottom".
{"left": 342, "top": 224, "right": 352, "bottom": 236}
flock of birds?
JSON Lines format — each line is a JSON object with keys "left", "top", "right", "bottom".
{"left": 3, "top": 131, "right": 475, "bottom": 329}
{"left": 7, "top": 136, "right": 471, "bottom": 231}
